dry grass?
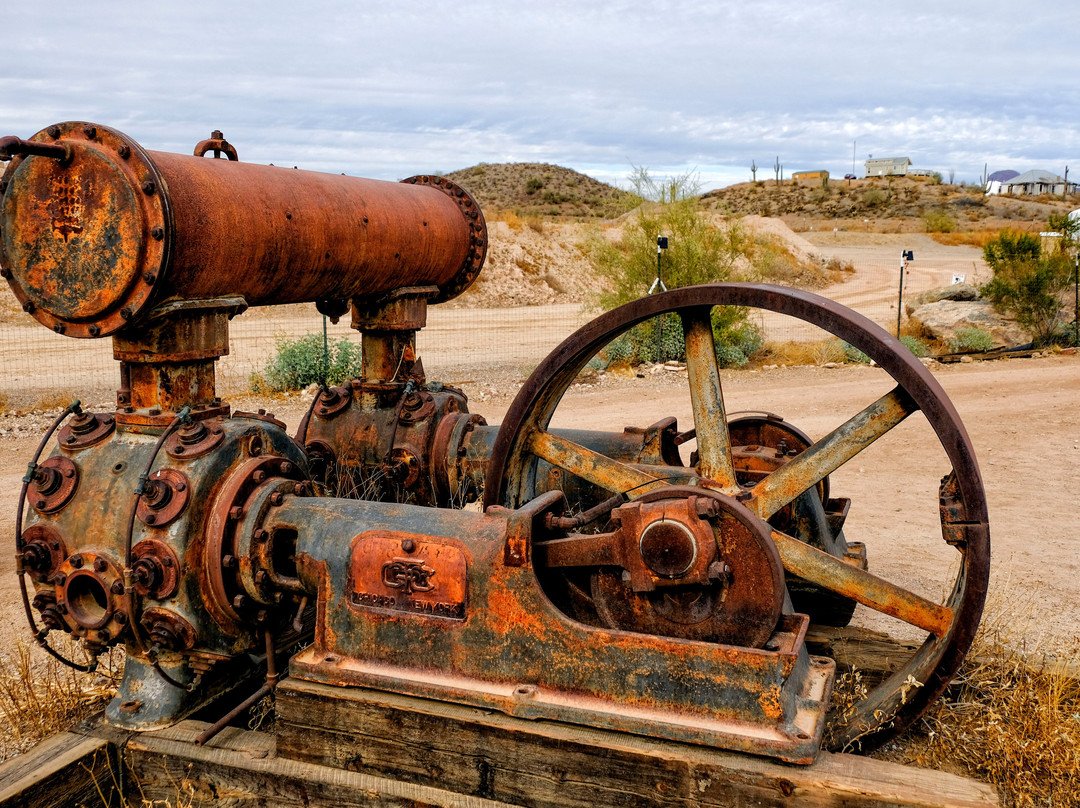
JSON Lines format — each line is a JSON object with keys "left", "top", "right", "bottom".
{"left": 0, "top": 637, "right": 122, "bottom": 762}
{"left": 752, "top": 339, "right": 850, "bottom": 367}
{"left": 928, "top": 230, "right": 1005, "bottom": 248}
{"left": 879, "top": 595, "right": 1080, "bottom": 807}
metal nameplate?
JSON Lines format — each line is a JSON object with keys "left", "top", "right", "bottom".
{"left": 348, "top": 532, "right": 467, "bottom": 620}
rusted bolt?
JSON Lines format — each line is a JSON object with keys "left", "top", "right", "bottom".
{"left": 69, "top": 554, "right": 83, "bottom": 569}
{"left": 253, "top": 529, "right": 268, "bottom": 543}
{"left": 402, "top": 539, "right": 416, "bottom": 554}
{"left": 144, "top": 513, "right": 157, "bottom": 525}
{"left": 111, "top": 581, "right": 125, "bottom": 595}
{"left": 162, "top": 556, "right": 173, "bottom": 568}
{"left": 56, "top": 602, "right": 68, "bottom": 615}
{"left": 120, "top": 307, "right": 133, "bottom": 320}
{"left": 173, "top": 445, "right": 185, "bottom": 454}
{"left": 150, "top": 225, "right": 164, "bottom": 240}
{"left": 222, "top": 555, "right": 238, "bottom": 569}
{"left": 49, "top": 540, "right": 60, "bottom": 551}
{"left": 88, "top": 325, "right": 101, "bottom": 337}
{"left": 82, "top": 124, "right": 97, "bottom": 139}
{"left": 254, "top": 570, "right": 269, "bottom": 585}
{"left": 280, "top": 461, "right": 294, "bottom": 475}
{"left": 34, "top": 499, "right": 46, "bottom": 509}
{"left": 232, "top": 594, "right": 248, "bottom": 610}
{"left": 141, "top": 180, "right": 155, "bottom": 195}
{"left": 143, "top": 272, "right": 157, "bottom": 284}
{"left": 115, "top": 612, "right": 127, "bottom": 625}
{"left": 93, "top": 558, "right": 107, "bottom": 573}
{"left": 47, "top": 126, "right": 60, "bottom": 138}
{"left": 228, "top": 506, "right": 244, "bottom": 520}
{"left": 269, "top": 492, "right": 284, "bottom": 506}
{"left": 253, "top": 470, "right": 267, "bottom": 483}
{"left": 22, "top": 300, "right": 34, "bottom": 313}
{"left": 255, "top": 609, "right": 268, "bottom": 624}
{"left": 117, "top": 144, "right": 131, "bottom": 159}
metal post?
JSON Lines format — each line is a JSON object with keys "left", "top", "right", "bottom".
{"left": 1074, "top": 254, "right": 1078, "bottom": 347}
{"left": 897, "top": 251, "right": 906, "bottom": 337}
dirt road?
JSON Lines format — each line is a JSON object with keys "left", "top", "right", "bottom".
{"left": 2, "top": 353, "right": 1077, "bottom": 650}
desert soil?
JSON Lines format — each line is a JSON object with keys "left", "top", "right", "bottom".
{"left": 2, "top": 351, "right": 1078, "bottom": 652}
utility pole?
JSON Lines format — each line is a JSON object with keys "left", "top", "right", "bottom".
{"left": 852, "top": 139, "right": 856, "bottom": 178}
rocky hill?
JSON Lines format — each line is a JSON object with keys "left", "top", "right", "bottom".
{"left": 702, "top": 175, "right": 1075, "bottom": 232}
{"left": 445, "top": 163, "right": 637, "bottom": 219}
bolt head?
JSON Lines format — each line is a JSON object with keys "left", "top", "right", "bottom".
{"left": 47, "top": 126, "right": 60, "bottom": 138}
{"left": 93, "top": 558, "right": 107, "bottom": 573}
{"left": 69, "top": 554, "right": 83, "bottom": 568}
{"left": 141, "top": 180, "right": 155, "bottom": 195}
{"left": 117, "top": 144, "right": 131, "bottom": 159}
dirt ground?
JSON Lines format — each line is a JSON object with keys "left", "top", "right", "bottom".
{"left": 2, "top": 352, "right": 1078, "bottom": 651}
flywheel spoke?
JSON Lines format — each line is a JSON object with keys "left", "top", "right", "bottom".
{"left": 750, "top": 386, "right": 918, "bottom": 519}
{"left": 680, "top": 309, "right": 739, "bottom": 492}
{"left": 526, "top": 430, "right": 664, "bottom": 497}
{"left": 770, "top": 529, "right": 953, "bottom": 636}
{"left": 533, "top": 533, "right": 619, "bottom": 568}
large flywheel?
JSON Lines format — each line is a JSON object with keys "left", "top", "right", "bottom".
{"left": 485, "top": 283, "right": 989, "bottom": 752}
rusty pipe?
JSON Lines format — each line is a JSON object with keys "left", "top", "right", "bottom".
{"left": 0, "top": 136, "right": 70, "bottom": 163}
{"left": 0, "top": 121, "right": 487, "bottom": 338}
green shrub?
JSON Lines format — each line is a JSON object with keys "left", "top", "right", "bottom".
{"left": 899, "top": 335, "right": 930, "bottom": 357}
{"left": 839, "top": 340, "right": 871, "bottom": 364}
{"left": 947, "top": 328, "right": 995, "bottom": 354}
{"left": 980, "top": 229, "right": 1073, "bottom": 345}
{"left": 922, "top": 209, "right": 957, "bottom": 233}
{"left": 862, "top": 188, "right": 886, "bottom": 206}
{"left": 598, "top": 308, "right": 761, "bottom": 369}
{"left": 253, "top": 333, "right": 363, "bottom": 392}
{"left": 525, "top": 177, "right": 543, "bottom": 195}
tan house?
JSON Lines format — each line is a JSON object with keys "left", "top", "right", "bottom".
{"left": 864, "top": 157, "right": 911, "bottom": 177}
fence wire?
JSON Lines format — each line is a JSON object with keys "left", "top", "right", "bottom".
{"left": 0, "top": 260, "right": 985, "bottom": 403}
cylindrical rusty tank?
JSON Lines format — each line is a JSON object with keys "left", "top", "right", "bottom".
{"left": 0, "top": 121, "right": 486, "bottom": 338}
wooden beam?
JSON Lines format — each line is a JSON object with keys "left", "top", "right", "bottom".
{"left": 0, "top": 730, "right": 119, "bottom": 808}
{"left": 274, "top": 679, "right": 1000, "bottom": 808}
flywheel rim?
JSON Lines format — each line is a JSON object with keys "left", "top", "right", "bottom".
{"left": 485, "top": 282, "right": 989, "bottom": 752}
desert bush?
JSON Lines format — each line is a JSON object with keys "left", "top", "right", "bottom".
{"left": 598, "top": 310, "right": 761, "bottom": 369}
{"left": 252, "top": 333, "right": 363, "bottom": 392}
{"left": 946, "top": 327, "right": 995, "bottom": 353}
{"left": 921, "top": 209, "right": 957, "bottom": 233}
{"left": 525, "top": 177, "right": 543, "bottom": 195}
{"left": 981, "top": 229, "right": 1073, "bottom": 345}
{"left": 899, "top": 335, "right": 930, "bottom": 357}
{"left": 862, "top": 188, "right": 886, "bottom": 206}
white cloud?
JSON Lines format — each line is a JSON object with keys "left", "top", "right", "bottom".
{"left": 1, "top": 0, "right": 1077, "bottom": 187}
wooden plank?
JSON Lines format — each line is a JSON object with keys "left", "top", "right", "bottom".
{"left": 275, "top": 678, "right": 999, "bottom": 808}
{"left": 0, "top": 731, "right": 118, "bottom": 808}
{"left": 124, "top": 720, "right": 517, "bottom": 808}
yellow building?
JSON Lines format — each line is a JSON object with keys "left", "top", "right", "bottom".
{"left": 792, "top": 170, "right": 829, "bottom": 180}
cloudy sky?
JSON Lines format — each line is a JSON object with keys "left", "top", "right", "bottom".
{"left": 2, "top": 1, "right": 1076, "bottom": 191}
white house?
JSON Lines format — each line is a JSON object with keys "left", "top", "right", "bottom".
{"left": 998, "top": 170, "right": 1078, "bottom": 196}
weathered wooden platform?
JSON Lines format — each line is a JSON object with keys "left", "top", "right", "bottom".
{"left": 1, "top": 680, "right": 1000, "bottom": 807}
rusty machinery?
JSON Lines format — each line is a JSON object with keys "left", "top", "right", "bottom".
{"left": 1, "top": 122, "right": 988, "bottom": 764}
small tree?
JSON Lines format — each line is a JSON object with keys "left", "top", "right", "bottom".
{"left": 750, "top": 160, "right": 757, "bottom": 182}
{"left": 980, "top": 229, "right": 1073, "bottom": 345}
{"left": 585, "top": 167, "right": 762, "bottom": 366}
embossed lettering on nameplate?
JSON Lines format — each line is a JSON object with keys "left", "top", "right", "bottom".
{"left": 348, "top": 532, "right": 467, "bottom": 620}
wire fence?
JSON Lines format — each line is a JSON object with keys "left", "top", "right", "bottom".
{"left": 0, "top": 258, "right": 987, "bottom": 403}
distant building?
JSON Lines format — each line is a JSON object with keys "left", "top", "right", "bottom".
{"left": 864, "top": 157, "right": 911, "bottom": 177}
{"left": 985, "top": 169, "right": 1020, "bottom": 195}
{"left": 792, "top": 170, "right": 829, "bottom": 180}
{"left": 907, "top": 168, "right": 937, "bottom": 177}
{"left": 998, "top": 170, "right": 1078, "bottom": 196}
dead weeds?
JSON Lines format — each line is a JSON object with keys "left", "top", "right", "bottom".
{"left": 880, "top": 593, "right": 1080, "bottom": 807}
{"left": 0, "top": 636, "right": 122, "bottom": 762}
